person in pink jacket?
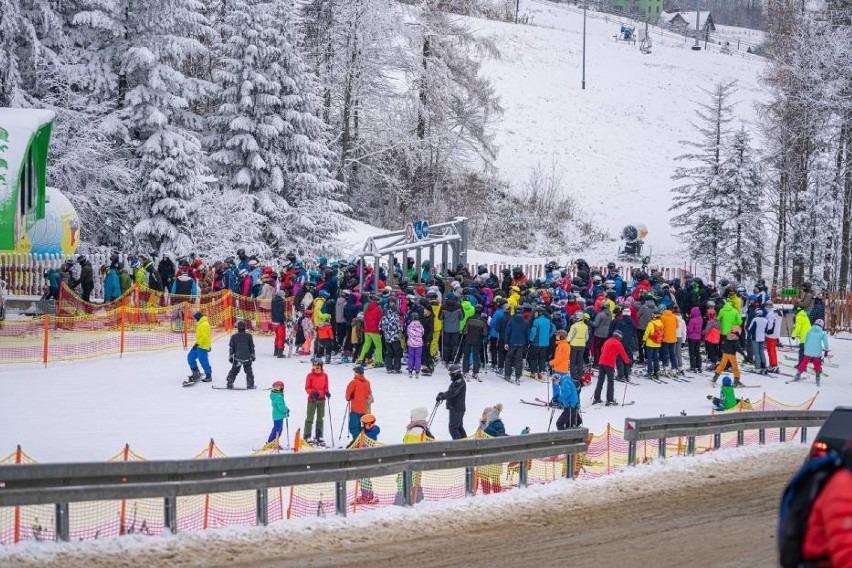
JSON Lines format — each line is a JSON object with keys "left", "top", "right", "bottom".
{"left": 407, "top": 312, "right": 425, "bottom": 378}
{"left": 686, "top": 306, "right": 704, "bottom": 373}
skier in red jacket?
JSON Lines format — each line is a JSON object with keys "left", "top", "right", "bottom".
{"left": 592, "top": 330, "right": 630, "bottom": 406}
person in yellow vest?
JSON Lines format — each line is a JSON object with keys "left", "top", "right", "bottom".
{"left": 429, "top": 293, "right": 442, "bottom": 362}
{"left": 507, "top": 286, "right": 522, "bottom": 315}
{"left": 642, "top": 309, "right": 665, "bottom": 379}
{"left": 395, "top": 407, "right": 435, "bottom": 505}
{"left": 566, "top": 313, "right": 588, "bottom": 382}
{"left": 184, "top": 311, "right": 212, "bottom": 385}
{"left": 792, "top": 306, "right": 812, "bottom": 364}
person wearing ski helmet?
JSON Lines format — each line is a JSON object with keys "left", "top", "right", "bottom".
{"left": 225, "top": 320, "right": 256, "bottom": 389}
{"left": 713, "top": 325, "right": 744, "bottom": 387}
{"left": 793, "top": 319, "right": 829, "bottom": 386}
{"left": 345, "top": 365, "right": 373, "bottom": 440}
{"left": 267, "top": 381, "right": 289, "bottom": 448}
{"left": 436, "top": 364, "right": 467, "bottom": 439}
{"left": 706, "top": 376, "right": 739, "bottom": 411}
{"left": 304, "top": 358, "right": 330, "bottom": 444}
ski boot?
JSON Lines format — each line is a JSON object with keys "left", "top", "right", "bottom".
{"left": 733, "top": 379, "right": 745, "bottom": 388}
{"left": 591, "top": 399, "right": 603, "bottom": 406}
{"left": 711, "top": 373, "right": 719, "bottom": 384}
{"left": 226, "top": 382, "right": 234, "bottom": 390}
{"left": 792, "top": 373, "right": 803, "bottom": 382}
{"left": 409, "top": 370, "right": 414, "bottom": 379}
{"left": 340, "top": 356, "right": 350, "bottom": 364}
{"left": 605, "top": 400, "right": 618, "bottom": 407}
{"left": 415, "top": 371, "right": 420, "bottom": 380}
{"left": 187, "top": 368, "right": 201, "bottom": 382}
{"left": 473, "top": 373, "right": 481, "bottom": 382}
{"left": 815, "top": 373, "right": 821, "bottom": 387}
{"left": 768, "top": 366, "right": 779, "bottom": 374}
{"left": 202, "top": 374, "right": 212, "bottom": 383}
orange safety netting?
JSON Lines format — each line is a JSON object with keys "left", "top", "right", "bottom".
{"left": 1, "top": 287, "right": 242, "bottom": 365}
{"left": 0, "top": 393, "right": 820, "bottom": 544}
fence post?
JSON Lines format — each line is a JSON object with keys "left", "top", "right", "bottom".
{"left": 759, "top": 428, "right": 766, "bottom": 444}
{"left": 119, "top": 444, "right": 129, "bottom": 534}
{"left": 606, "top": 423, "right": 612, "bottom": 475}
{"left": 519, "top": 459, "right": 529, "bottom": 488}
{"left": 713, "top": 433, "right": 721, "bottom": 450}
{"left": 658, "top": 438, "right": 666, "bottom": 459}
{"left": 687, "top": 436, "right": 696, "bottom": 456}
{"left": 465, "top": 467, "right": 475, "bottom": 496}
{"left": 256, "top": 488, "right": 269, "bottom": 526}
{"left": 55, "top": 502, "right": 69, "bottom": 542}
{"left": 401, "top": 470, "right": 414, "bottom": 507}
{"left": 627, "top": 440, "right": 636, "bottom": 466}
{"left": 780, "top": 427, "right": 787, "bottom": 443}
{"left": 202, "top": 438, "right": 214, "bottom": 529}
{"left": 800, "top": 427, "right": 808, "bottom": 444}
{"left": 335, "top": 481, "right": 347, "bottom": 517}
{"left": 13, "top": 445, "right": 22, "bottom": 543}
{"left": 566, "top": 453, "right": 575, "bottom": 479}
{"left": 164, "top": 497, "right": 177, "bottom": 534}
{"left": 119, "top": 306, "right": 126, "bottom": 357}
{"left": 736, "top": 430, "right": 744, "bottom": 447}
{"left": 42, "top": 315, "right": 49, "bottom": 367}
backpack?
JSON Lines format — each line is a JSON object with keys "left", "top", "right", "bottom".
{"left": 649, "top": 322, "right": 664, "bottom": 344}
{"left": 777, "top": 449, "right": 851, "bottom": 567}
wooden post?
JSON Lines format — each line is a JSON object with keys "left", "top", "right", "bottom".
{"left": 286, "top": 429, "right": 301, "bottom": 519}
{"left": 119, "top": 444, "right": 129, "bottom": 534}
{"left": 42, "top": 315, "right": 49, "bottom": 367}
{"left": 202, "top": 438, "right": 214, "bottom": 530}
{"left": 13, "top": 445, "right": 21, "bottom": 543}
{"left": 606, "top": 423, "right": 611, "bottom": 475}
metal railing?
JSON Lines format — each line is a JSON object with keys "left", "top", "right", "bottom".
{"left": 0, "top": 429, "right": 589, "bottom": 541}
{"left": 623, "top": 410, "right": 830, "bottom": 465}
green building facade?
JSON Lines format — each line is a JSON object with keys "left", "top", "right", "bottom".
{"left": 609, "top": 0, "right": 663, "bottom": 18}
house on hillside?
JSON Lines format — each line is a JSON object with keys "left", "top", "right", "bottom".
{"left": 661, "top": 10, "right": 715, "bottom": 33}
{"left": 608, "top": 0, "right": 664, "bottom": 18}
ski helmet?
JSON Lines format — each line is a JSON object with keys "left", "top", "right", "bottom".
{"left": 607, "top": 262, "right": 616, "bottom": 270}
{"left": 722, "top": 376, "right": 732, "bottom": 387}
{"left": 448, "top": 364, "right": 463, "bottom": 379}
{"left": 272, "top": 381, "right": 284, "bottom": 389}
{"left": 311, "top": 357, "right": 324, "bottom": 367}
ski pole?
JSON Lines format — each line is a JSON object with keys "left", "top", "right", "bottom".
{"left": 428, "top": 400, "right": 442, "bottom": 429}
{"left": 325, "top": 397, "right": 335, "bottom": 448}
{"left": 285, "top": 418, "right": 290, "bottom": 448}
{"left": 547, "top": 405, "right": 557, "bottom": 432}
{"left": 338, "top": 401, "right": 350, "bottom": 445}
{"left": 621, "top": 364, "right": 630, "bottom": 407}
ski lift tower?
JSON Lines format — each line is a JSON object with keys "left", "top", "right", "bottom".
{"left": 357, "top": 217, "right": 469, "bottom": 289}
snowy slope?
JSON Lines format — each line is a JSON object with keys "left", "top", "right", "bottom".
{"left": 461, "top": 0, "right": 766, "bottom": 262}
{"left": 0, "top": 334, "right": 846, "bottom": 462}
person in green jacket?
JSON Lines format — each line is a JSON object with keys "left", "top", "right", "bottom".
{"left": 791, "top": 306, "right": 812, "bottom": 364}
{"left": 459, "top": 297, "right": 475, "bottom": 333}
{"left": 117, "top": 262, "right": 133, "bottom": 294}
{"left": 267, "top": 380, "right": 290, "bottom": 448}
{"left": 717, "top": 300, "right": 742, "bottom": 336}
{"left": 707, "top": 376, "right": 741, "bottom": 411}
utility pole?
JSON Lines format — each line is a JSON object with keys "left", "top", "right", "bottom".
{"left": 515, "top": 0, "right": 520, "bottom": 23}
{"left": 692, "top": 0, "right": 701, "bottom": 50}
{"left": 582, "top": 2, "right": 587, "bottom": 89}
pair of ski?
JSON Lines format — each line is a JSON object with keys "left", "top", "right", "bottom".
{"left": 519, "top": 397, "right": 635, "bottom": 409}
{"left": 783, "top": 354, "right": 837, "bottom": 368}
{"left": 589, "top": 399, "right": 635, "bottom": 408}
{"left": 632, "top": 371, "right": 668, "bottom": 385}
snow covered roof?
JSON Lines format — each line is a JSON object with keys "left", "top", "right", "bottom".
{"left": 669, "top": 11, "right": 714, "bottom": 30}
{"left": 0, "top": 108, "right": 55, "bottom": 208}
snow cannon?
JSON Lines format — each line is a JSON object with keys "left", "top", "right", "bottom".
{"left": 620, "top": 223, "right": 647, "bottom": 243}
{"left": 618, "top": 24, "right": 636, "bottom": 42}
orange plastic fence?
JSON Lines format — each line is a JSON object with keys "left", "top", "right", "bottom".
{"left": 0, "top": 393, "right": 817, "bottom": 544}
{"left": 1, "top": 285, "right": 252, "bottom": 365}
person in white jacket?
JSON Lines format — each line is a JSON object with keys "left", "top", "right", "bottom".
{"left": 674, "top": 307, "right": 687, "bottom": 372}
{"left": 764, "top": 302, "right": 782, "bottom": 373}
{"left": 748, "top": 309, "right": 769, "bottom": 374}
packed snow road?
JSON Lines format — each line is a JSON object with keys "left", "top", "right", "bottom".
{"left": 2, "top": 444, "right": 804, "bottom": 568}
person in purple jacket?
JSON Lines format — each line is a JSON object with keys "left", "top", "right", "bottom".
{"left": 686, "top": 306, "right": 704, "bottom": 373}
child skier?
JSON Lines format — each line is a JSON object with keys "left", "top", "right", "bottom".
{"left": 552, "top": 373, "right": 581, "bottom": 430}
{"left": 225, "top": 320, "right": 255, "bottom": 389}
{"left": 713, "top": 326, "right": 744, "bottom": 387}
{"left": 345, "top": 365, "right": 373, "bottom": 440}
{"left": 304, "top": 358, "right": 330, "bottom": 444}
{"left": 706, "top": 376, "right": 746, "bottom": 411}
{"left": 793, "top": 319, "right": 830, "bottom": 386}
{"left": 315, "top": 313, "right": 335, "bottom": 362}
{"left": 703, "top": 308, "right": 721, "bottom": 368}
{"left": 406, "top": 312, "right": 425, "bottom": 378}
{"left": 549, "top": 329, "right": 570, "bottom": 403}
{"left": 185, "top": 311, "right": 212, "bottom": 385}
{"left": 267, "top": 381, "right": 290, "bottom": 449}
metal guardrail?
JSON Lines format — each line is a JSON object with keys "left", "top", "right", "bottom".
{"left": 623, "top": 410, "right": 830, "bottom": 465}
{"left": 0, "top": 429, "right": 588, "bottom": 541}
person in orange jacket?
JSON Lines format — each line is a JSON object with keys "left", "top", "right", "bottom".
{"left": 345, "top": 365, "right": 373, "bottom": 440}
{"left": 549, "top": 329, "right": 570, "bottom": 403}
{"left": 659, "top": 308, "right": 680, "bottom": 377}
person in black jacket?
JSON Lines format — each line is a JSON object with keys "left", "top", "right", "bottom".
{"left": 609, "top": 307, "right": 636, "bottom": 382}
{"left": 225, "top": 320, "right": 256, "bottom": 389}
{"left": 436, "top": 364, "right": 467, "bottom": 439}
{"left": 157, "top": 255, "right": 176, "bottom": 292}
{"left": 419, "top": 298, "right": 435, "bottom": 376}
{"left": 461, "top": 310, "right": 487, "bottom": 380}
{"left": 271, "top": 290, "right": 287, "bottom": 358}
{"left": 71, "top": 255, "right": 94, "bottom": 302}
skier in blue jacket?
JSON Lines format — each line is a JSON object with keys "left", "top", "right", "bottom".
{"left": 553, "top": 374, "right": 581, "bottom": 430}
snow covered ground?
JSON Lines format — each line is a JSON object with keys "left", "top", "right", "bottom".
{"left": 449, "top": 1, "right": 767, "bottom": 263}
{"left": 0, "top": 333, "right": 847, "bottom": 463}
